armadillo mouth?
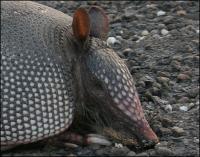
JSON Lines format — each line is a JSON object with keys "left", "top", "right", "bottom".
{"left": 137, "top": 122, "right": 159, "bottom": 146}
{"left": 107, "top": 85, "right": 159, "bottom": 146}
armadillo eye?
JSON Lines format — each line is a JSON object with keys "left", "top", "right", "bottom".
{"left": 94, "top": 79, "right": 104, "bottom": 91}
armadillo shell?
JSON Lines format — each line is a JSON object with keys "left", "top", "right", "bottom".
{"left": 1, "top": 1, "right": 76, "bottom": 146}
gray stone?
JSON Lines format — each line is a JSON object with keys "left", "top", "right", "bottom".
{"left": 107, "top": 37, "right": 121, "bottom": 46}
{"left": 187, "top": 87, "right": 199, "bottom": 98}
{"left": 161, "top": 29, "right": 169, "bottom": 35}
{"left": 157, "top": 71, "right": 171, "bottom": 78}
{"left": 164, "top": 104, "right": 173, "bottom": 112}
{"left": 171, "top": 60, "right": 181, "bottom": 71}
{"left": 157, "top": 76, "right": 170, "bottom": 84}
{"left": 160, "top": 117, "right": 174, "bottom": 127}
{"left": 159, "top": 127, "right": 173, "bottom": 136}
{"left": 127, "top": 151, "right": 136, "bottom": 156}
{"left": 178, "top": 97, "right": 190, "bottom": 103}
{"left": 179, "top": 105, "right": 188, "bottom": 112}
{"left": 124, "top": 6, "right": 136, "bottom": 18}
{"left": 136, "top": 152, "right": 149, "bottom": 156}
{"left": 123, "top": 48, "right": 134, "bottom": 56}
{"left": 152, "top": 34, "right": 161, "bottom": 39}
{"left": 155, "top": 146, "right": 174, "bottom": 155}
{"left": 177, "top": 73, "right": 190, "bottom": 81}
{"left": 150, "top": 29, "right": 159, "bottom": 34}
{"left": 141, "top": 30, "right": 149, "bottom": 36}
{"left": 172, "top": 55, "right": 183, "bottom": 61}
{"left": 109, "top": 146, "right": 130, "bottom": 156}
{"left": 141, "top": 75, "right": 155, "bottom": 87}
{"left": 158, "top": 23, "right": 166, "bottom": 29}
{"left": 157, "top": 10, "right": 166, "bottom": 16}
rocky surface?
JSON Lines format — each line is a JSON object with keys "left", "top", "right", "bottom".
{"left": 2, "top": 1, "right": 199, "bottom": 156}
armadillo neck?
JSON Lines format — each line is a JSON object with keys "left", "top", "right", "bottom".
{"left": 1, "top": 1, "right": 77, "bottom": 146}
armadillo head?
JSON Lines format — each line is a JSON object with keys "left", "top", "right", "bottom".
{"left": 72, "top": 6, "right": 159, "bottom": 146}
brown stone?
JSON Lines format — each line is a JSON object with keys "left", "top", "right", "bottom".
{"left": 177, "top": 73, "right": 190, "bottom": 81}
{"left": 177, "top": 10, "right": 187, "bottom": 16}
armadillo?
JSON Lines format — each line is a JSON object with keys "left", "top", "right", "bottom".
{"left": 1, "top": 1, "right": 159, "bottom": 150}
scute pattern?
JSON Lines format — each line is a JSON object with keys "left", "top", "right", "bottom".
{"left": 87, "top": 43, "right": 148, "bottom": 126}
{"left": 1, "top": 1, "right": 76, "bottom": 145}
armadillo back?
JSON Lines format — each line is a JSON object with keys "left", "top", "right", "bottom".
{"left": 1, "top": 1, "right": 76, "bottom": 146}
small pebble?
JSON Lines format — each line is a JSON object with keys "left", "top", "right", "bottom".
{"left": 107, "top": 37, "right": 120, "bottom": 46}
{"left": 155, "top": 146, "right": 174, "bottom": 155}
{"left": 188, "top": 103, "right": 195, "bottom": 110}
{"left": 141, "top": 30, "right": 149, "bottom": 36}
{"left": 136, "top": 152, "right": 149, "bottom": 156}
{"left": 161, "top": 29, "right": 169, "bottom": 35}
{"left": 188, "top": 87, "right": 199, "bottom": 98}
{"left": 172, "top": 55, "right": 183, "bottom": 61}
{"left": 153, "top": 96, "right": 168, "bottom": 105}
{"left": 177, "top": 10, "right": 187, "bottom": 16}
{"left": 116, "top": 35, "right": 123, "bottom": 41}
{"left": 171, "top": 60, "right": 181, "bottom": 70}
{"left": 157, "top": 10, "right": 166, "bottom": 16}
{"left": 67, "top": 153, "right": 77, "bottom": 157}
{"left": 123, "top": 48, "right": 134, "bottom": 56}
{"left": 158, "top": 23, "right": 166, "bottom": 29}
{"left": 110, "top": 146, "right": 130, "bottom": 156}
{"left": 179, "top": 106, "right": 188, "bottom": 111}
{"left": 159, "top": 127, "right": 172, "bottom": 136}
{"left": 196, "top": 30, "right": 199, "bottom": 34}
{"left": 114, "top": 143, "right": 123, "bottom": 148}
{"left": 88, "top": 144, "right": 101, "bottom": 150}
{"left": 172, "top": 126, "right": 185, "bottom": 136}
{"left": 127, "top": 151, "right": 136, "bottom": 156}
{"left": 165, "top": 104, "right": 173, "bottom": 112}
{"left": 151, "top": 29, "right": 159, "bottom": 34}
{"left": 141, "top": 75, "right": 155, "bottom": 86}
{"left": 178, "top": 97, "right": 189, "bottom": 103}
{"left": 136, "top": 36, "right": 145, "bottom": 43}
{"left": 152, "top": 34, "right": 161, "bottom": 39}
{"left": 157, "top": 71, "right": 171, "bottom": 78}
{"left": 161, "top": 117, "right": 174, "bottom": 127}
{"left": 146, "top": 4, "right": 157, "bottom": 9}
{"left": 157, "top": 76, "right": 170, "bottom": 84}
{"left": 177, "top": 73, "right": 190, "bottom": 81}
{"left": 194, "top": 137, "right": 199, "bottom": 143}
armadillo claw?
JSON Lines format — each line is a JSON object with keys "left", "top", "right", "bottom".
{"left": 84, "top": 134, "right": 112, "bottom": 146}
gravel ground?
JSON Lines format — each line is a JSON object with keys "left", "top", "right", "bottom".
{"left": 1, "top": 1, "right": 199, "bottom": 156}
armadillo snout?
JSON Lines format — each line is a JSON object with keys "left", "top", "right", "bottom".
{"left": 134, "top": 117, "right": 159, "bottom": 146}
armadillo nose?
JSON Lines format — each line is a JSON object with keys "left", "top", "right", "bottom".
{"left": 138, "top": 123, "right": 159, "bottom": 147}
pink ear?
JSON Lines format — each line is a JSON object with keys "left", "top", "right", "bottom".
{"left": 72, "top": 8, "right": 90, "bottom": 42}
{"left": 88, "top": 6, "right": 109, "bottom": 40}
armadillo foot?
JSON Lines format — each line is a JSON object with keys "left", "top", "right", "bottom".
{"left": 57, "top": 132, "right": 111, "bottom": 146}
{"left": 84, "top": 134, "right": 112, "bottom": 146}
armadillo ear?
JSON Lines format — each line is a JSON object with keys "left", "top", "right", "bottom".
{"left": 88, "top": 6, "right": 109, "bottom": 40}
{"left": 72, "top": 7, "right": 90, "bottom": 43}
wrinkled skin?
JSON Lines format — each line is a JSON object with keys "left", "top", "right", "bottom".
{"left": 73, "top": 37, "right": 159, "bottom": 147}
